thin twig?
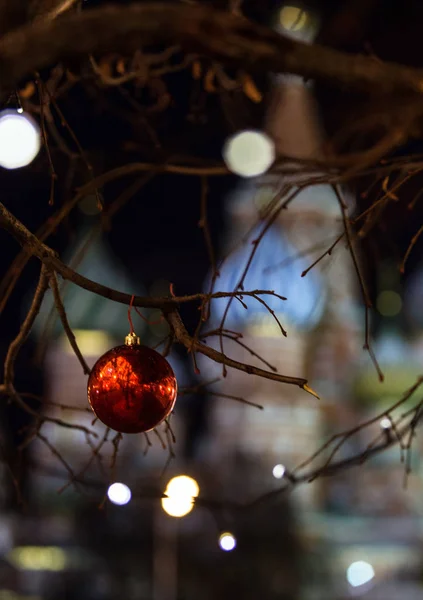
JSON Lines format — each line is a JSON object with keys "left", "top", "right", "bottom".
{"left": 217, "top": 186, "right": 303, "bottom": 374}
{"left": 208, "top": 390, "right": 263, "bottom": 409}
{"left": 58, "top": 427, "right": 110, "bottom": 494}
{"left": 36, "top": 75, "right": 57, "bottom": 205}
{"left": 293, "top": 376, "right": 423, "bottom": 475}
{"left": 204, "top": 330, "right": 278, "bottom": 372}
{"left": 4, "top": 264, "right": 49, "bottom": 387}
{"left": 301, "top": 233, "right": 345, "bottom": 278}
{"left": 37, "top": 431, "right": 80, "bottom": 493}
{"left": 333, "top": 185, "right": 383, "bottom": 381}
{"left": 400, "top": 222, "right": 423, "bottom": 274}
{"left": 166, "top": 309, "right": 318, "bottom": 396}
{"left": 198, "top": 175, "right": 217, "bottom": 276}
{"left": 48, "top": 270, "right": 90, "bottom": 375}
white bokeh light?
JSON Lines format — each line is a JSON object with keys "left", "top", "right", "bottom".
{"left": 346, "top": 561, "right": 375, "bottom": 587}
{"left": 380, "top": 417, "right": 392, "bottom": 430}
{"left": 0, "top": 110, "right": 41, "bottom": 169}
{"left": 219, "top": 532, "right": 237, "bottom": 552}
{"left": 107, "top": 482, "right": 132, "bottom": 506}
{"left": 223, "top": 130, "right": 275, "bottom": 178}
{"left": 272, "top": 464, "right": 286, "bottom": 479}
{"left": 161, "top": 475, "right": 200, "bottom": 518}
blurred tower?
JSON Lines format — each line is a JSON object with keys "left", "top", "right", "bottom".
{"left": 201, "top": 3, "right": 361, "bottom": 510}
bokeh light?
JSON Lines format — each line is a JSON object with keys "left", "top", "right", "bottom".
{"left": 7, "top": 546, "right": 67, "bottom": 571}
{"left": 279, "top": 6, "right": 309, "bottom": 31}
{"left": 223, "top": 130, "right": 275, "bottom": 178}
{"left": 161, "top": 496, "right": 193, "bottom": 518}
{"left": 346, "top": 560, "right": 375, "bottom": 587}
{"left": 272, "top": 464, "right": 286, "bottom": 479}
{"left": 0, "top": 110, "right": 41, "bottom": 169}
{"left": 61, "top": 330, "right": 112, "bottom": 356}
{"left": 166, "top": 475, "right": 199, "bottom": 498}
{"left": 219, "top": 532, "right": 237, "bottom": 552}
{"left": 107, "top": 482, "right": 132, "bottom": 506}
{"left": 78, "top": 194, "right": 102, "bottom": 216}
{"left": 376, "top": 290, "right": 402, "bottom": 317}
{"left": 380, "top": 417, "right": 392, "bottom": 430}
{"left": 161, "top": 475, "right": 199, "bottom": 518}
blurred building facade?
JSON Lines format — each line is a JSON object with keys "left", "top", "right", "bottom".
{"left": 198, "top": 5, "right": 423, "bottom": 600}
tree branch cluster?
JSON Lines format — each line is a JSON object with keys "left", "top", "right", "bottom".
{"left": 0, "top": 1, "right": 422, "bottom": 504}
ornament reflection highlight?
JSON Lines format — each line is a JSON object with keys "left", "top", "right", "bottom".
{"left": 107, "top": 482, "right": 132, "bottom": 506}
{"left": 0, "top": 110, "right": 41, "bottom": 169}
{"left": 161, "top": 475, "right": 199, "bottom": 518}
{"left": 223, "top": 130, "right": 275, "bottom": 178}
{"left": 219, "top": 532, "right": 236, "bottom": 552}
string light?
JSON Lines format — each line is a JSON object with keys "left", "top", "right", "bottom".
{"left": 272, "top": 464, "right": 286, "bottom": 479}
{"left": 223, "top": 130, "right": 275, "bottom": 178}
{"left": 380, "top": 416, "right": 393, "bottom": 442}
{"left": 161, "top": 475, "right": 199, "bottom": 518}
{"left": 0, "top": 110, "right": 41, "bottom": 169}
{"left": 219, "top": 532, "right": 237, "bottom": 552}
{"left": 380, "top": 417, "right": 392, "bottom": 430}
{"left": 165, "top": 475, "right": 199, "bottom": 498}
{"left": 107, "top": 482, "right": 132, "bottom": 506}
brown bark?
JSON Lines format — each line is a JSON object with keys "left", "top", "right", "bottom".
{"left": 0, "top": 3, "right": 423, "bottom": 101}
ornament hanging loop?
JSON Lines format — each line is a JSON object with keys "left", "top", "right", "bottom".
{"left": 127, "top": 294, "right": 136, "bottom": 335}
{"left": 125, "top": 331, "right": 140, "bottom": 346}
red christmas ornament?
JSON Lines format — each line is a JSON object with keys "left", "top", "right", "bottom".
{"left": 87, "top": 333, "right": 177, "bottom": 433}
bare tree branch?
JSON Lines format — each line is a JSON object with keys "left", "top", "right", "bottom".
{"left": 48, "top": 270, "right": 90, "bottom": 375}
{"left": 1, "top": 3, "right": 423, "bottom": 101}
{"left": 0, "top": 198, "right": 289, "bottom": 309}
{"left": 165, "top": 309, "right": 315, "bottom": 395}
{"left": 3, "top": 264, "right": 49, "bottom": 388}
